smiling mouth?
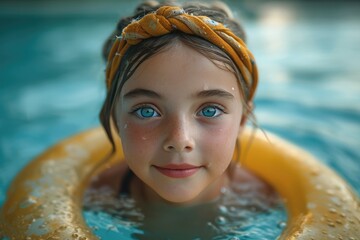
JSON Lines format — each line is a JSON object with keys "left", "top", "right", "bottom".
{"left": 154, "top": 164, "right": 202, "bottom": 178}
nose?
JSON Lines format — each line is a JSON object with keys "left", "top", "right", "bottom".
{"left": 163, "top": 116, "right": 195, "bottom": 153}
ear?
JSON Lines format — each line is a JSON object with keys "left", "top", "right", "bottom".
{"left": 238, "top": 101, "right": 253, "bottom": 134}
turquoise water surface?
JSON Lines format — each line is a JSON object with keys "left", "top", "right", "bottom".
{"left": 1, "top": 1, "right": 359, "bottom": 239}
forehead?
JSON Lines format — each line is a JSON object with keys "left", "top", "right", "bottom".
{"left": 121, "top": 43, "right": 240, "bottom": 98}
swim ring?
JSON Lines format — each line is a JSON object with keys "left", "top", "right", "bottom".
{"left": 0, "top": 127, "right": 359, "bottom": 239}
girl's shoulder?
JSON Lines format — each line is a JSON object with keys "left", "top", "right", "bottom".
{"left": 90, "top": 161, "right": 129, "bottom": 194}
{"left": 229, "top": 164, "right": 276, "bottom": 197}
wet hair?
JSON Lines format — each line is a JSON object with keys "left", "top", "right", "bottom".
{"left": 100, "top": 1, "right": 255, "bottom": 150}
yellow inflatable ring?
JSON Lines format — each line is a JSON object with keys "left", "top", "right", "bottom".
{"left": 1, "top": 127, "right": 359, "bottom": 239}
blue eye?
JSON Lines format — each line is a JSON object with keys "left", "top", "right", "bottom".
{"left": 198, "top": 106, "right": 223, "bottom": 118}
{"left": 133, "top": 106, "right": 160, "bottom": 119}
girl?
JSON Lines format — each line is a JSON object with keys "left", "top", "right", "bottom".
{"left": 90, "top": 0, "right": 276, "bottom": 238}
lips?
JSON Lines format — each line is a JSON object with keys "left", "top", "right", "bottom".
{"left": 154, "top": 164, "right": 202, "bottom": 178}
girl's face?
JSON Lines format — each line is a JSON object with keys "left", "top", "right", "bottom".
{"left": 115, "top": 43, "right": 244, "bottom": 205}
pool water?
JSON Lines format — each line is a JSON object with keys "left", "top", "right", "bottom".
{"left": 83, "top": 175, "right": 286, "bottom": 239}
{"left": 1, "top": 1, "right": 359, "bottom": 239}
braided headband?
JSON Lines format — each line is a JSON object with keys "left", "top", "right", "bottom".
{"left": 106, "top": 6, "right": 258, "bottom": 100}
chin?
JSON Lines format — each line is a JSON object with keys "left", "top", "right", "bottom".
{"left": 156, "top": 188, "right": 208, "bottom": 206}
{"left": 162, "top": 195, "right": 199, "bottom": 206}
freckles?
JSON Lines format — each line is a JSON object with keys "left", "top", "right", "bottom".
{"left": 120, "top": 123, "right": 141, "bottom": 142}
{"left": 122, "top": 128, "right": 151, "bottom": 158}
{"left": 124, "top": 124, "right": 154, "bottom": 146}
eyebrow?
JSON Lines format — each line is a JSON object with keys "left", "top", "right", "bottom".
{"left": 123, "top": 88, "right": 234, "bottom": 100}
{"left": 123, "top": 88, "right": 162, "bottom": 99}
{"left": 196, "top": 89, "right": 234, "bottom": 99}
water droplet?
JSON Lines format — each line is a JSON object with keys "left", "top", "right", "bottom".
{"left": 329, "top": 208, "right": 337, "bottom": 214}
{"left": 326, "top": 189, "right": 335, "bottom": 195}
{"left": 327, "top": 222, "right": 335, "bottom": 227}
{"left": 327, "top": 233, "right": 336, "bottom": 239}
{"left": 218, "top": 205, "right": 228, "bottom": 214}
{"left": 106, "top": 224, "right": 118, "bottom": 232}
{"left": 229, "top": 206, "right": 237, "bottom": 212}
{"left": 307, "top": 202, "right": 317, "bottom": 209}
{"left": 215, "top": 216, "right": 227, "bottom": 225}
{"left": 277, "top": 221, "right": 287, "bottom": 229}
{"left": 330, "top": 196, "right": 341, "bottom": 205}
{"left": 20, "top": 196, "right": 38, "bottom": 208}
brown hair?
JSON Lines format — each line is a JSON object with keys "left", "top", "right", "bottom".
{"left": 100, "top": 1, "right": 255, "bottom": 150}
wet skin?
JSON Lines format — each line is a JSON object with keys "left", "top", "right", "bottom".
{"left": 114, "top": 42, "right": 245, "bottom": 205}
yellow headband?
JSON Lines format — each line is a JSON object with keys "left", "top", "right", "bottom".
{"left": 106, "top": 6, "right": 258, "bottom": 100}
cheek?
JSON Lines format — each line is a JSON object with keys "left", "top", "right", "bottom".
{"left": 210, "top": 117, "right": 240, "bottom": 145}
{"left": 118, "top": 121, "right": 158, "bottom": 160}
{"left": 201, "top": 123, "right": 239, "bottom": 164}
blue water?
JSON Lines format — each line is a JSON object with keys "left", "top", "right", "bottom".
{"left": 1, "top": 1, "right": 359, "bottom": 239}
{"left": 83, "top": 185, "right": 286, "bottom": 239}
